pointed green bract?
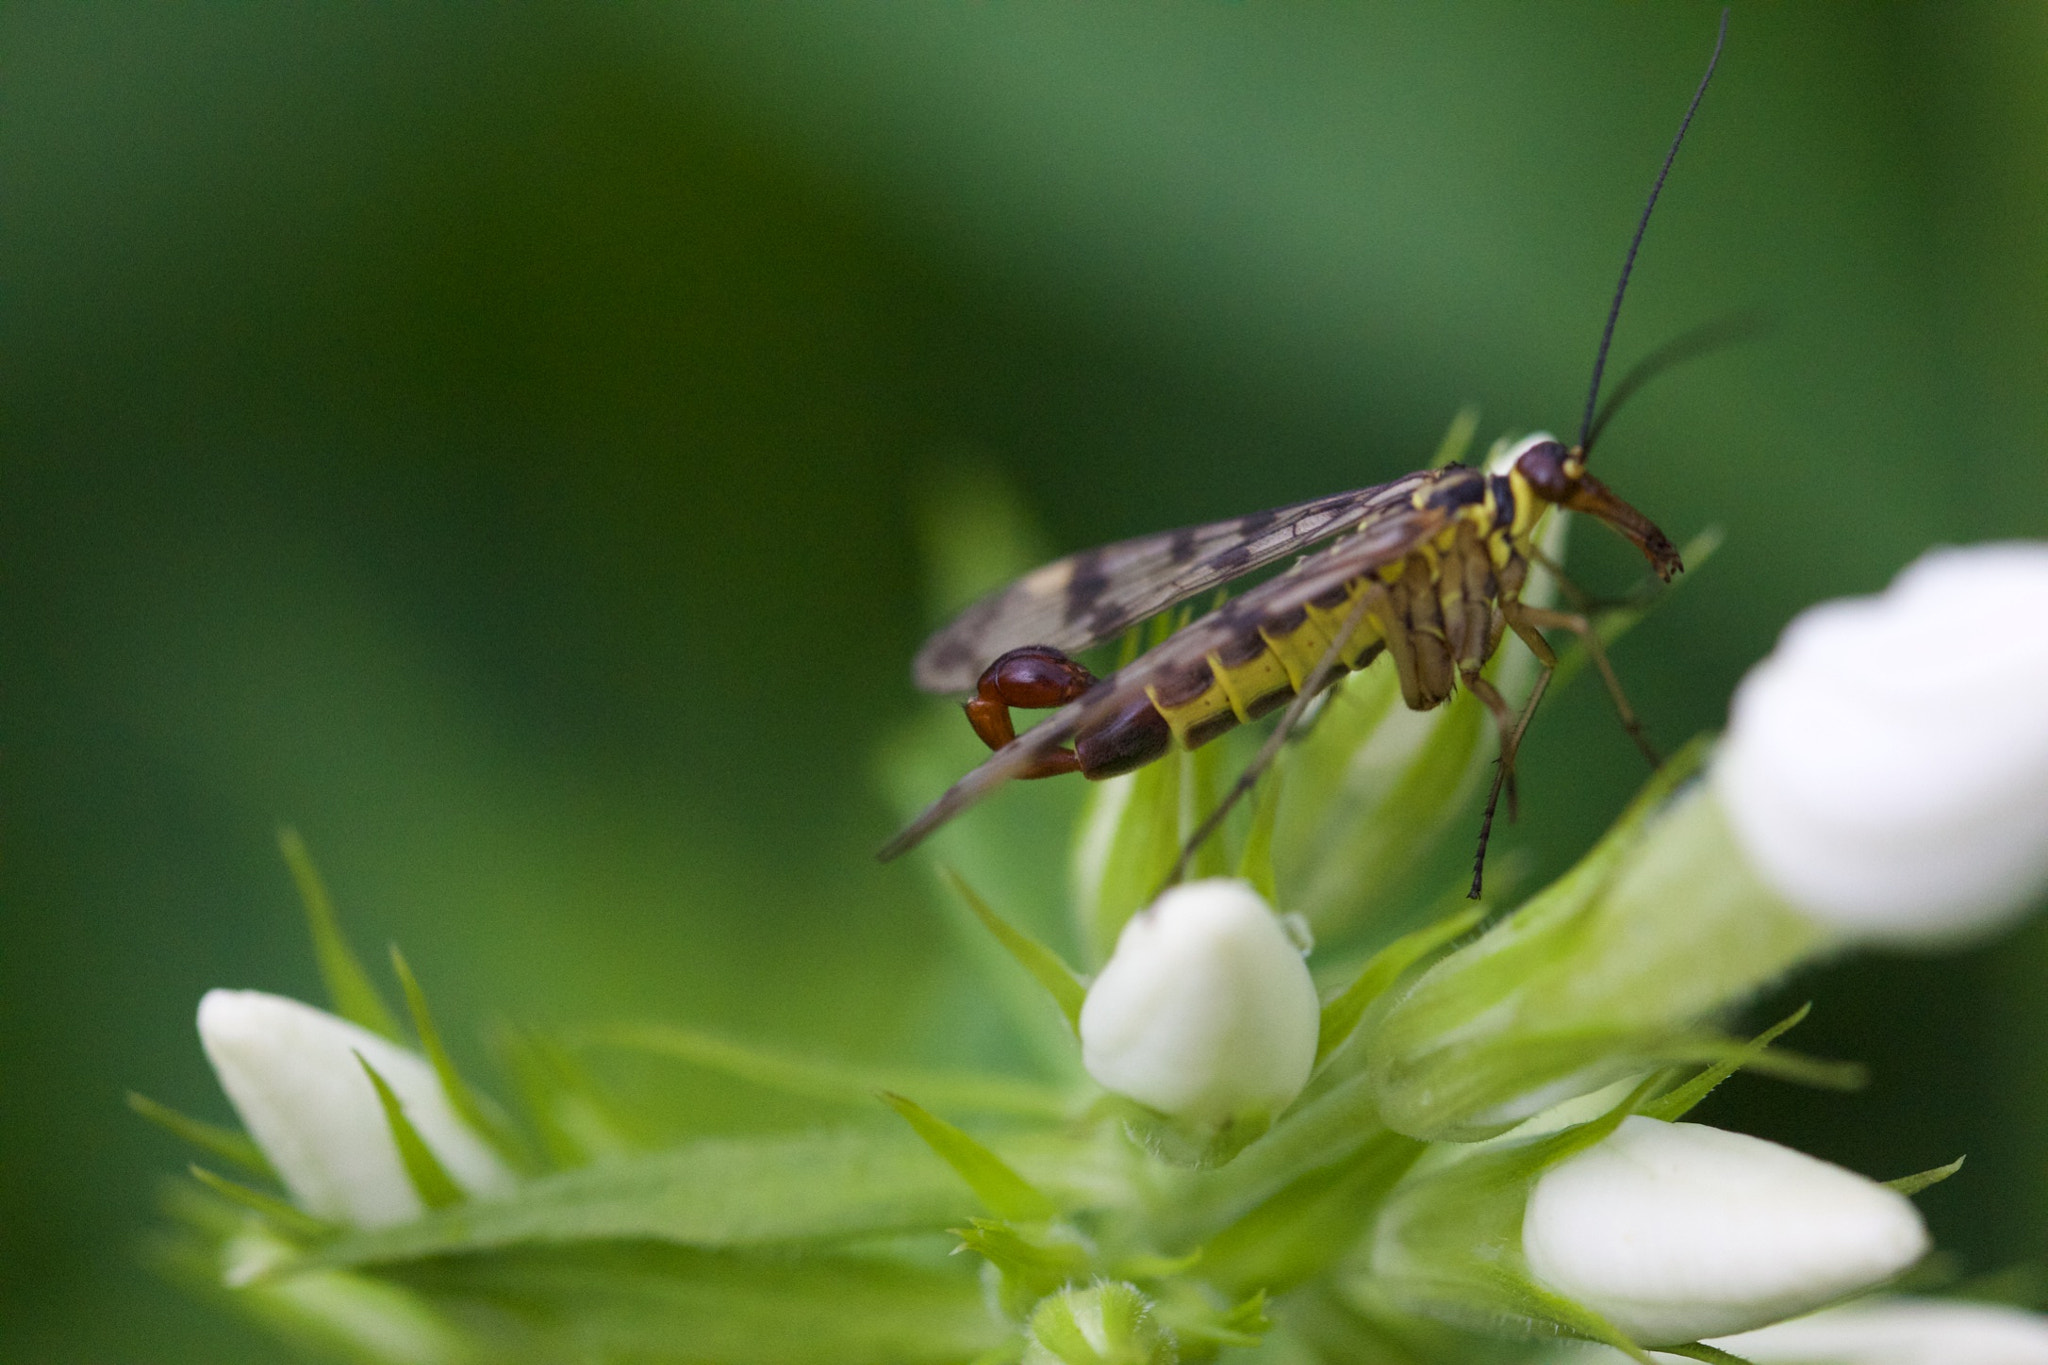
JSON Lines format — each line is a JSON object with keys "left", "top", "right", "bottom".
{"left": 129, "top": 1091, "right": 276, "bottom": 1180}
{"left": 188, "top": 1164, "right": 334, "bottom": 1241}
{"left": 1315, "top": 905, "right": 1485, "bottom": 1069}
{"left": 1235, "top": 770, "right": 1281, "bottom": 904}
{"left": 1643, "top": 1003, "right": 1815, "bottom": 1121}
{"left": 390, "top": 946, "right": 539, "bottom": 1174}
{"left": 1887, "top": 1154, "right": 1966, "bottom": 1197}
{"left": 956, "top": 1217, "right": 1092, "bottom": 1316}
{"left": 587, "top": 1019, "right": 1074, "bottom": 1118}
{"left": 356, "top": 1052, "right": 465, "bottom": 1210}
{"left": 278, "top": 827, "right": 401, "bottom": 1040}
{"left": 882, "top": 1091, "right": 1060, "bottom": 1223}
{"left": 488, "top": 1018, "right": 639, "bottom": 1168}
{"left": 1429, "top": 406, "right": 1481, "bottom": 469}
{"left": 945, "top": 869, "right": 1087, "bottom": 1034}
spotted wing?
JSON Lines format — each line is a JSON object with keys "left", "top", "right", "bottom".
{"left": 881, "top": 497, "right": 1449, "bottom": 860}
{"left": 912, "top": 474, "right": 1432, "bottom": 693}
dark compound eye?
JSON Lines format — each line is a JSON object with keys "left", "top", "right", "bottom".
{"left": 1515, "top": 440, "right": 1577, "bottom": 500}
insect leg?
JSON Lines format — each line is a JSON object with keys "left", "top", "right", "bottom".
{"left": 1460, "top": 671, "right": 1523, "bottom": 823}
{"left": 1468, "top": 662, "right": 1554, "bottom": 899}
{"left": 1509, "top": 602, "right": 1661, "bottom": 768}
{"left": 964, "top": 646, "right": 1098, "bottom": 779}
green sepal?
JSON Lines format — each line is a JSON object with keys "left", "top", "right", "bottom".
{"left": 588, "top": 1018, "right": 1074, "bottom": 1118}
{"left": 955, "top": 1218, "right": 1093, "bottom": 1316}
{"left": 129, "top": 1091, "right": 276, "bottom": 1180}
{"left": 389, "top": 945, "right": 540, "bottom": 1175}
{"left": 355, "top": 1052, "right": 465, "bottom": 1210}
{"left": 1642, "top": 1002, "right": 1816, "bottom": 1121}
{"left": 1888, "top": 1154, "right": 1966, "bottom": 1197}
{"left": 882, "top": 1091, "right": 1059, "bottom": 1222}
{"left": 1197, "top": 1132, "right": 1426, "bottom": 1295}
{"left": 1315, "top": 905, "right": 1486, "bottom": 1070}
{"left": 944, "top": 869, "right": 1087, "bottom": 1034}
{"left": 278, "top": 826, "right": 401, "bottom": 1040}
{"left": 1108, "top": 1093, "right": 1273, "bottom": 1170}
{"left": 187, "top": 1163, "right": 335, "bottom": 1242}
{"left": 1027, "top": 1282, "right": 1170, "bottom": 1365}
{"left": 1367, "top": 1079, "right": 1666, "bottom": 1359}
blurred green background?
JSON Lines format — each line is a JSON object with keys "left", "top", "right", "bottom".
{"left": 5, "top": 3, "right": 2046, "bottom": 1358}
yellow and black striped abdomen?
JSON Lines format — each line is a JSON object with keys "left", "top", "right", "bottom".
{"left": 1144, "top": 573, "right": 1392, "bottom": 750}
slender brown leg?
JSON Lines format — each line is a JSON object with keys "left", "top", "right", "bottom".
{"left": 1462, "top": 670, "right": 1522, "bottom": 823}
{"left": 1468, "top": 663, "right": 1553, "bottom": 899}
{"left": 1511, "top": 602, "right": 1660, "bottom": 767}
{"left": 965, "top": 646, "right": 1097, "bottom": 779}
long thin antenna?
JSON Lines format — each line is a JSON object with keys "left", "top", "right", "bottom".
{"left": 1577, "top": 9, "right": 1728, "bottom": 455}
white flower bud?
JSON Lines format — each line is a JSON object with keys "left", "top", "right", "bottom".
{"left": 1715, "top": 543, "right": 2048, "bottom": 946}
{"left": 1522, "top": 1117, "right": 1927, "bottom": 1345}
{"left": 198, "top": 989, "right": 514, "bottom": 1228}
{"left": 1078, "top": 879, "right": 1318, "bottom": 1127}
{"left": 1710, "top": 1296, "right": 2048, "bottom": 1363}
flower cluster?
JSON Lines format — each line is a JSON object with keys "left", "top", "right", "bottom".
{"left": 134, "top": 535, "right": 2048, "bottom": 1364}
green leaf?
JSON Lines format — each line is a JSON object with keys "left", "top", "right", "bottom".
{"left": 310, "top": 1127, "right": 1104, "bottom": 1267}
{"left": 1642, "top": 1002, "right": 1815, "bottom": 1121}
{"left": 277, "top": 826, "right": 401, "bottom": 1040}
{"left": 355, "top": 1052, "right": 465, "bottom": 1210}
{"left": 1315, "top": 905, "right": 1486, "bottom": 1069}
{"left": 1888, "top": 1154, "right": 1966, "bottom": 1197}
{"left": 881, "top": 1092, "right": 1059, "bottom": 1222}
{"left": 390, "top": 1242, "right": 1000, "bottom": 1365}
{"left": 389, "top": 946, "right": 540, "bottom": 1175}
{"left": 585, "top": 1019, "right": 1073, "bottom": 1118}
{"left": 128, "top": 1091, "right": 275, "bottom": 1180}
{"left": 187, "top": 1164, "right": 334, "bottom": 1241}
{"left": 944, "top": 868, "right": 1087, "bottom": 1033}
